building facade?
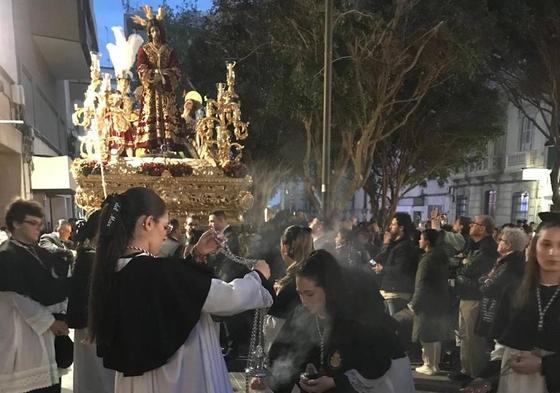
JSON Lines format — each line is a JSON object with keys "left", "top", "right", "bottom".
{"left": 397, "top": 102, "right": 552, "bottom": 226}
{"left": 0, "top": 0, "right": 97, "bottom": 228}
{"left": 275, "top": 101, "right": 553, "bottom": 228}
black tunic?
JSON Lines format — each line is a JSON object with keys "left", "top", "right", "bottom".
{"left": 268, "top": 305, "right": 404, "bottom": 393}
{"left": 268, "top": 277, "right": 299, "bottom": 319}
{"left": 491, "top": 284, "right": 560, "bottom": 392}
{"left": 66, "top": 247, "right": 95, "bottom": 329}
{"left": 96, "top": 254, "right": 213, "bottom": 376}
{"left": 0, "top": 239, "right": 70, "bottom": 305}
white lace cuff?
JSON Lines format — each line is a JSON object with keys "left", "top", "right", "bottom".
{"left": 344, "top": 369, "right": 394, "bottom": 393}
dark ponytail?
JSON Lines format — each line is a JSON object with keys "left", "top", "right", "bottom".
{"left": 89, "top": 187, "right": 166, "bottom": 343}
{"left": 75, "top": 210, "right": 102, "bottom": 249}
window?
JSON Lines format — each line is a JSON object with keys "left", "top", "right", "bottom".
{"left": 428, "top": 205, "right": 443, "bottom": 216}
{"left": 484, "top": 190, "right": 497, "bottom": 218}
{"left": 511, "top": 192, "right": 530, "bottom": 222}
{"left": 519, "top": 116, "right": 534, "bottom": 151}
{"left": 456, "top": 196, "right": 468, "bottom": 218}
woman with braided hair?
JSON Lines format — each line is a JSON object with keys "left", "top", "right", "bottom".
{"left": 264, "top": 226, "right": 314, "bottom": 350}
{"left": 89, "top": 187, "right": 273, "bottom": 393}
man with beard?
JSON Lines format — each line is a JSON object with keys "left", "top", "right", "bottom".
{"left": 374, "top": 213, "right": 420, "bottom": 316}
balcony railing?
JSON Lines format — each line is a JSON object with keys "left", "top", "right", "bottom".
{"left": 505, "top": 150, "right": 544, "bottom": 170}
{"left": 450, "top": 155, "right": 504, "bottom": 179}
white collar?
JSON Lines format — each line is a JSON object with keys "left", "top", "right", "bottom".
{"left": 116, "top": 252, "right": 151, "bottom": 272}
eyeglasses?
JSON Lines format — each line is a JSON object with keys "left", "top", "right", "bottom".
{"left": 22, "top": 219, "right": 43, "bottom": 229}
{"left": 471, "top": 222, "right": 485, "bottom": 227}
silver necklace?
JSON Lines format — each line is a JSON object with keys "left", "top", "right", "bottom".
{"left": 536, "top": 285, "right": 560, "bottom": 331}
{"left": 315, "top": 316, "right": 326, "bottom": 368}
{"left": 126, "top": 245, "right": 155, "bottom": 257}
{"left": 213, "top": 230, "right": 259, "bottom": 268}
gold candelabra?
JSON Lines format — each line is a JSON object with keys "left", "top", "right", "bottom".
{"left": 73, "top": 54, "right": 136, "bottom": 162}
{"left": 194, "top": 61, "right": 249, "bottom": 167}
{"left": 71, "top": 33, "right": 254, "bottom": 220}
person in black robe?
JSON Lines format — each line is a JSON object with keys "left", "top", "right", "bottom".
{"left": 0, "top": 199, "right": 71, "bottom": 393}
{"left": 464, "top": 212, "right": 560, "bottom": 393}
{"left": 88, "top": 187, "right": 273, "bottom": 392}
{"left": 254, "top": 250, "right": 415, "bottom": 393}
{"left": 66, "top": 210, "right": 115, "bottom": 393}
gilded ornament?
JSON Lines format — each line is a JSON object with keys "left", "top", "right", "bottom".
{"left": 72, "top": 7, "right": 254, "bottom": 222}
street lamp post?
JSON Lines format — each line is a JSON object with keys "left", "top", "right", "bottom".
{"left": 321, "top": 0, "right": 333, "bottom": 217}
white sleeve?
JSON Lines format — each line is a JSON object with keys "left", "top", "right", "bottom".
{"left": 7, "top": 292, "right": 54, "bottom": 335}
{"left": 202, "top": 271, "right": 273, "bottom": 316}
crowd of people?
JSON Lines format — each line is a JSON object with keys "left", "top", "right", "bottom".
{"left": 0, "top": 188, "right": 558, "bottom": 393}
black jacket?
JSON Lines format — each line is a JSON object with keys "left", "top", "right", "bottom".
{"left": 475, "top": 251, "right": 525, "bottom": 337}
{"left": 268, "top": 276, "right": 299, "bottom": 319}
{"left": 269, "top": 305, "right": 403, "bottom": 393}
{"left": 456, "top": 235, "right": 498, "bottom": 300}
{"left": 67, "top": 247, "right": 95, "bottom": 329}
{"left": 375, "top": 237, "right": 419, "bottom": 294}
{"left": 207, "top": 226, "right": 248, "bottom": 282}
{"left": 479, "top": 251, "right": 525, "bottom": 299}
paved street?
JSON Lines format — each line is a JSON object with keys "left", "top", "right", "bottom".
{"left": 60, "top": 364, "right": 462, "bottom": 393}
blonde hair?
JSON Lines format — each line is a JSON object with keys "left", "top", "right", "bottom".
{"left": 276, "top": 225, "right": 313, "bottom": 290}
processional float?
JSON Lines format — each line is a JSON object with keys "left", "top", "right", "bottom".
{"left": 72, "top": 8, "right": 253, "bottom": 222}
{"left": 71, "top": 5, "right": 268, "bottom": 387}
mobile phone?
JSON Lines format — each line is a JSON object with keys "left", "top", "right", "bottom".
{"left": 369, "top": 259, "right": 377, "bottom": 267}
{"left": 301, "top": 363, "right": 323, "bottom": 380}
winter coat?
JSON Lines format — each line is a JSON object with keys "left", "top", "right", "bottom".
{"left": 456, "top": 235, "right": 498, "bottom": 301}
{"left": 474, "top": 250, "right": 525, "bottom": 337}
{"left": 410, "top": 246, "right": 450, "bottom": 342}
{"left": 375, "top": 237, "right": 419, "bottom": 294}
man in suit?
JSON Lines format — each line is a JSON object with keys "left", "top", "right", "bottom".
{"left": 39, "top": 219, "right": 75, "bottom": 263}
{"left": 209, "top": 210, "right": 240, "bottom": 255}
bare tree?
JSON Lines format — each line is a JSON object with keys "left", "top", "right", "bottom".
{"left": 491, "top": 0, "right": 560, "bottom": 210}
{"left": 365, "top": 79, "right": 504, "bottom": 229}
{"left": 278, "top": 1, "right": 453, "bottom": 218}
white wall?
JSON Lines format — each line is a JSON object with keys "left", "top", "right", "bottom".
{"left": 12, "top": 0, "right": 67, "bottom": 153}
{"left": 0, "top": 0, "right": 17, "bottom": 82}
